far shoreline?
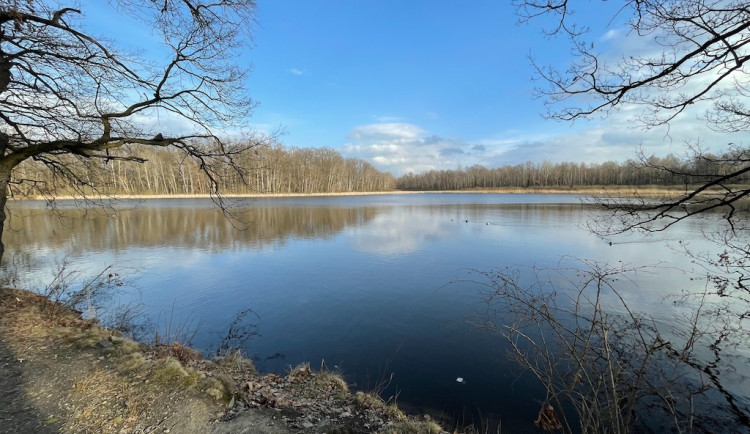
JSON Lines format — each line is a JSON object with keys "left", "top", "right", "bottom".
{"left": 10, "top": 185, "right": 698, "bottom": 201}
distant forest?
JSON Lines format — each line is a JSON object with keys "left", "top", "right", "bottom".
{"left": 11, "top": 144, "right": 750, "bottom": 197}
{"left": 11, "top": 143, "right": 397, "bottom": 196}
{"left": 396, "top": 152, "right": 750, "bottom": 190}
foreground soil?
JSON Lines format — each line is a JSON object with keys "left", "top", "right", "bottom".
{"left": 0, "top": 288, "right": 446, "bottom": 434}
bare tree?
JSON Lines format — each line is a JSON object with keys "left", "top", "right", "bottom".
{"left": 520, "top": 1, "right": 750, "bottom": 127}
{"left": 517, "top": 0, "right": 750, "bottom": 231}
{"left": 0, "top": 0, "right": 269, "bottom": 261}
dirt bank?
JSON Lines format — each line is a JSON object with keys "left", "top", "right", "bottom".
{"left": 0, "top": 288, "right": 447, "bottom": 434}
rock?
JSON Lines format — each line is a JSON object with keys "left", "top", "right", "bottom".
{"left": 97, "top": 339, "right": 113, "bottom": 348}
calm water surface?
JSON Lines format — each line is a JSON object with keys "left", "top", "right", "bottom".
{"left": 5, "top": 193, "right": 726, "bottom": 431}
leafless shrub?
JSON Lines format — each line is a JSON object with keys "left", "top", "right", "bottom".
{"left": 152, "top": 301, "right": 202, "bottom": 348}
{"left": 99, "top": 301, "right": 150, "bottom": 341}
{"left": 215, "top": 307, "right": 259, "bottom": 358}
{"left": 36, "top": 259, "right": 140, "bottom": 318}
{"left": 466, "top": 259, "right": 743, "bottom": 433}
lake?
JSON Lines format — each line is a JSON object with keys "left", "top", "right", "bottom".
{"left": 4, "top": 193, "right": 732, "bottom": 431}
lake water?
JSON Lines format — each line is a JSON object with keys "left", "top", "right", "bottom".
{"left": 4, "top": 193, "right": 732, "bottom": 431}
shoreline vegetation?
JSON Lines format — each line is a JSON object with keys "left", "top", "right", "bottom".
{"left": 0, "top": 287, "right": 447, "bottom": 434}
{"left": 9, "top": 185, "right": 725, "bottom": 201}
{"left": 14, "top": 146, "right": 750, "bottom": 200}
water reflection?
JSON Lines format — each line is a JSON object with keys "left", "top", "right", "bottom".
{"left": 348, "top": 203, "right": 593, "bottom": 256}
{"left": 3, "top": 195, "right": 731, "bottom": 432}
{"left": 5, "top": 202, "right": 380, "bottom": 256}
{"left": 349, "top": 206, "right": 446, "bottom": 255}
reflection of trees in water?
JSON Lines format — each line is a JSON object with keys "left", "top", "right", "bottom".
{"left": 4, "top": 205, "right": 380, "bottom": 255}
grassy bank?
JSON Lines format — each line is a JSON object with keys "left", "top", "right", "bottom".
{"left": 0, "top": 287, "right": 447, "bottom": 433}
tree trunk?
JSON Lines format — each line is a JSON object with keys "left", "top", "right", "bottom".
{"left": 0, "top": 167, "right": 10, "bottom": 264}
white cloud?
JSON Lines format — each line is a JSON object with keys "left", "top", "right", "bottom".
{"left": 342, "top": 108, "right": 746, "bottom": 177}
{"left": 348, "top": 210, "right": 447, "bottom": 255}
{"left": 483, "top": 104, "right": 746, "bottom": 166}
{"left": 600, "top": 29, "right": 622, "bottom": 42}
{"left": 343, "top": 122, "right": 487, "bottom": 175}
{"left": 289, "top": 68, "right": 304, "bottom": 75}
{"left": 347, "top": 123, "right": 423, "bottom": 141}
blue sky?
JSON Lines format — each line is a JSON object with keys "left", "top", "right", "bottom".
{"left": 82, "top": 1, "right": 743, "bottom": 176}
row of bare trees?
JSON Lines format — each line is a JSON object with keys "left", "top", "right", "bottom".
{"left": 246, "top": 145, "right": 395, "bottom": 194}
{"left": 397, "top": 150, "right": 750, "bottom": 191}
{"left": 10, "top": 142, "right": 396, "bottom": 197}
{"left": 15, "top": 140, "right": 746, "bottom": 198}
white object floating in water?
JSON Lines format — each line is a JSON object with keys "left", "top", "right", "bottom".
{"left": 456, "top": 377, "right": 464, "bottom": 383}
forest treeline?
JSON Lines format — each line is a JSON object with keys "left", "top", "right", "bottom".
{"left": 11, "top": 143, "right": 750, "bottom": 197}
{"left": 11, "top": 143, "right": 397, "bottom": 196}
{"left": 396, "top": 153, "right": 750, "bottom": 190}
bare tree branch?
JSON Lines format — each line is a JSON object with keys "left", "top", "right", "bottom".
{"left": 0, "top": 0, "right": 268, "bottom": 261}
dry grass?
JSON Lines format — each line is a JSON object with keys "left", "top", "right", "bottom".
{"left": 423, "top": 185, "right": 734, "bottom": 197}
{"left": 354, "top": 391, "right": 406, "bottom": 421}
{"left": 379, "top": 420, "right": 445, "bottom": 434}
{"left": 148, "top": 356, "right": 203, "bottom": 387}
{"left": 214, "top": 348, "right": 257, "bottom": 374}
{"left": 67, "top": 369, "right": 145, "bottom": 432}
{"left": 284, "top": 363, "right": 349, "bottom": 398}
{"left": 152, "top": 341, "right": 204, "bottom": 365}
{"left": 0, "top": 288, "right": 230, "bottom": 433}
